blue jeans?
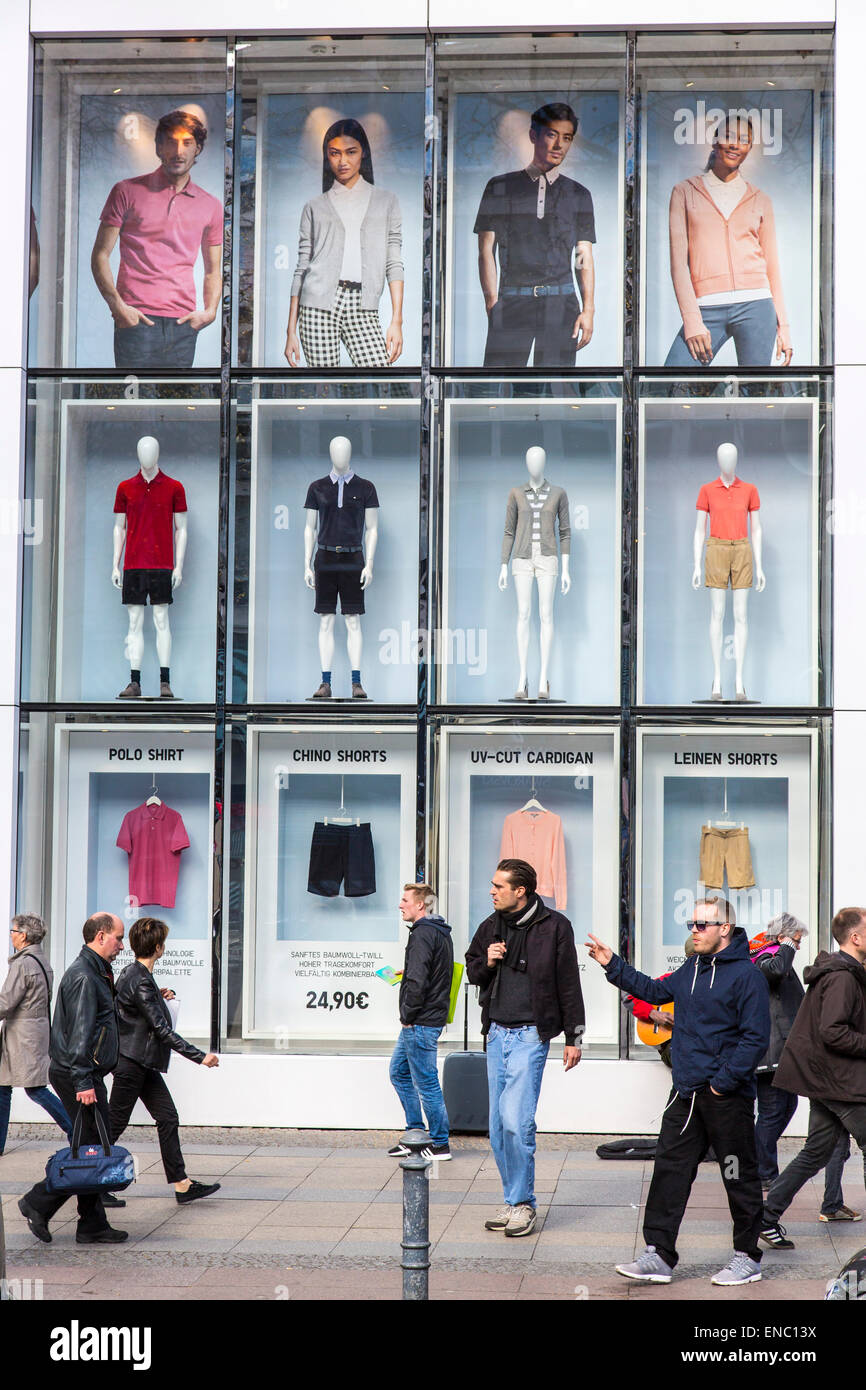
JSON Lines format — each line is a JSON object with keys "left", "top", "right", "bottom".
{"left": 819, "top": 1130, "right": 866, "bottom": 1215}
{"left": 755, "top": 1073, "right": 799, "bottom": 1185}
{"left": 486, "top": 1022, "right": 550, "bottom": 1208}
{"left": 664, "top": 298, "right": 777, "bottom": 368}
{"left": 389, "top": 1025, "right": 448, "bottom": 1146}
{"left": 0, "top": 1083, "right": 72, "bottom": 1154}
{"left": 113, "top": 315, "right": 198, "bottom": 369}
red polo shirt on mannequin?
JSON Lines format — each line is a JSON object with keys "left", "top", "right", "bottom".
{"left": 114, "top": 471, "right": 187, "bottom": 571}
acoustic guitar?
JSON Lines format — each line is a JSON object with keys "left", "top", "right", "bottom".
{"left": 635, "top": 1000, "right": 674, "bottom": 1047}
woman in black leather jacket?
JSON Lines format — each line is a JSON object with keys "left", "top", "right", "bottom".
{"left": 109, "top": 917, "right": 221, "bottom": 1206}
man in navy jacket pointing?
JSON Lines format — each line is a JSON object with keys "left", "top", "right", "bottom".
{"left": 587, "top": 893, "right": 770, "bottom": 1287}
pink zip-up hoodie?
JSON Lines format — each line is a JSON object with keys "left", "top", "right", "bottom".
{"left": 668, "top": 175, "right": 789, "bottom": 342}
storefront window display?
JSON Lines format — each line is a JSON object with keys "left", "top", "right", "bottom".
{"left": 635, "top": 725, "right": 825, "bottom": 988}
{"left": 236, "top": 723, "right": 418, "bottom": 1046}
{"left": 22, "top": 380, "right": 221, "bottom": 705}
{"left": 17, "top": 715, "right": 215, "bottom": 1041}
{"left": 436, "top": 35, "right": 625, "bottom": 369}
{"left": 433, "top": 381, "right": 621, "bottom": 706}
{"left": 29, "top": 40, "right": 227, "bottom": 370}
{"left": 231, "top": 380, "right": 422, "bottom": 705}
{"left": 436, "top": 723, "right": 621, "bottom": 1049}
{"left": 637, "top": 380, "right": 829, "bottom": 708}
{"left": 235, "top": 37, "right": 425, "bottom": 368}
{"left": 638, "top": 31, "right": 833, "bottom": 367}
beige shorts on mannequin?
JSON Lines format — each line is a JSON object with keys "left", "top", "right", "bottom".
{"left": 705, "top": 536, "right": 753, "bottom": 589}
{"left": 512, "top": 542, "right": 559, "bottom": 578}
{"left": 699, "top": 824, "right": 755, "bottom": 890}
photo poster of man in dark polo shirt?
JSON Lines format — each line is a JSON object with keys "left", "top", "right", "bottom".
{"left": 473, "top": 102, "right": 597, "bottom": 369}
{"left": 89, "top": 103, "right": 224, "bottom": 370}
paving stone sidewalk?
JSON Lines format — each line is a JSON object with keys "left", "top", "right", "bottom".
{"left": 2, "top": 1127, "right": 860, "bottom": 1301}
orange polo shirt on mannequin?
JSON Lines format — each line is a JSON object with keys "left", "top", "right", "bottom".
{"left": 696, "top": 475, "right": 760, "bottom": 540}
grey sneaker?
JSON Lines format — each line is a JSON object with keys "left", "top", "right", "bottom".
{"left": 711, "top": 1251, "right": 762, "bottom": 1286}
{"left": 505, "top": 1203, "right": 537, "bottom": 1238}
{"left": 615, "top": 1245, "right": 673, "bottom": 1283}
{"left": 484, "top": 1204, "right": 512, "bottom": 1231}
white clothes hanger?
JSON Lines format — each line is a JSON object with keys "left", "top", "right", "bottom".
{"left": 520, "top": 778, "right": 548, "bottom": 815}
{"left": 324, "top": 776, "right": 360, "bottom": 827}
{"left": 146, "top": 775, "right": 162, "bottom": 807}
{"left": 711, "top": 779, "right": 743, "bottom": 830}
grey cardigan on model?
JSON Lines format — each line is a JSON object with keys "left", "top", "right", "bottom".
{"left": 290, "top": 185, "right": 404, "bottom": 311}
{"left": 501, "top": 482, "right": 571, "bottom": 563}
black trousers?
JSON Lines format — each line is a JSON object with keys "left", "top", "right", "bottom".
{"left": 643, "top": 1087, "right": 763, "bottom": 1268}
{"left": 23, "top": 1067, "right": 110, "bottom": 1233}
{"left": 764, "top": 1096, "right": 866, "bottom": 1224}
{"left": 483, "top": 291, "right": 580, "bottom": 368}
{"left": 109, "top": 1055, "right": 187, "bottom": 1183}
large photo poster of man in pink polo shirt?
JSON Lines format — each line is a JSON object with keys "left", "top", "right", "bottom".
{"left": 91, "top": 106, "right": 224, "bottom": 369}
{"left": 640, "top": 88, "right": 822, "bottom": 368}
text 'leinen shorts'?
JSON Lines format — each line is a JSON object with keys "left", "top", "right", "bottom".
{"left": 699, "top": 824, "right": 755, "bottom": 890}
{"left": 705, "top": 536, "right": 753, "bottom": 590}
{"left": 122, "top": 569, "right": 174, "bottom": 606}
{"left": 307, "top": 821, "right": 376, "bottom": 898}
{"left": 314, "top": 549, "right": 365, "bottom": 615}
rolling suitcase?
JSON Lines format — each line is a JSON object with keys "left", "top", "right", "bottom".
{"left": 442, "top": 983, "right": 489, "bottom": 1135}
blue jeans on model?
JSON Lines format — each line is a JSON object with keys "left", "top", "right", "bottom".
{"left": 389, "top": 1025, "right": 449, "bottom": 1146}
{"left": 486, "top": 1022, "right": 550, "bottom": 1209}
{"left": 755, "top": 1073, "right": 799, "bottom": 1185}
{"left": 0, "top": 1083, "right": 72, "bottom": 1153}
{"left": 664, "top": 297, "right": 778, "bottom": 367}
{"left": 113, "top": 316, "right": 198, "bottom": 369}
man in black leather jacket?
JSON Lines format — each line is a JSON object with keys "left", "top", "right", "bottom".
{"left": 19, "top": 912, "right": 128, "bottom": 1245}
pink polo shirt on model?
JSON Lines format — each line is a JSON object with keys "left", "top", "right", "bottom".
{"left": 116, "top": 801, "right": 191, "bottom": 909}
{"left": 99, "top": 167, "right": 223, "bottom": 317}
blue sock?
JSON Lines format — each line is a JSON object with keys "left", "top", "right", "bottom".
{"left": 322, "top": 670, "right": 331, "bottom": 684}
{"left": 351, "top": 670, "right": 361, "bottom": 685}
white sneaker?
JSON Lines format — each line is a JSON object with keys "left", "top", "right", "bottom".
{"left": 505, "top": 1203, "right": 537, "bottom": 1238}
{"left": 484, "top": 1205, "right": 512, "bottom": 1231}
{"left": 711, "top": 1251, "right": 762, "bottom": 1286}
{"left": 615, "top": 1245, "right": 673, "bottom": 1282}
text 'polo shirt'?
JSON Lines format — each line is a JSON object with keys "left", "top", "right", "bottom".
{"left": 99, "top": 167, "right": 224, "bottom": 317}
{"left": 304, "top": 473, "right": 379, "bottom": 549}
{"left": 114, "top": 470, "right": 187, "bottom": 571}
{"left": 696, "top": 475, "right": 760, "bottom": 540}
{"left": 473, "top": 170, "right": 596, "bottom": 288}
{"left": 116, "top": 801, "right": 190, "bottom": 910}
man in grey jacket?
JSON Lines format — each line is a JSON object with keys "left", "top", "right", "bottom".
{"left": 0, "top": 914, "right": 70, "bottom": 1155}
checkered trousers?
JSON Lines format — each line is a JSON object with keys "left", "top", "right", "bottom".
{"left": 298, "top": 284, "right": 391, "bottom": 367}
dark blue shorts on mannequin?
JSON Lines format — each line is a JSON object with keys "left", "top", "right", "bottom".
{"left": 307, "top": 822, "right": 376, "bottom": 897}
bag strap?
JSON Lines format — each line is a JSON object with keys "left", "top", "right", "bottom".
{"left": 28, "top": 953, "right": 53, "bottom": 1004}
{"left": 70, "top": 1100, "right": 111, "bottom": 1158}
{"left": 463, "top": 981, "right": 468, "bottom": 1051}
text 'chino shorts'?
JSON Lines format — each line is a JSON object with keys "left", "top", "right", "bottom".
{"left": 314, "top": 549, "right": 365, "bottom": 615}
{"left": 122, "top": 568, "right": 173, "bottom": 606}
{"left": 705, "top": 536, "right": 753, "bottom": 590}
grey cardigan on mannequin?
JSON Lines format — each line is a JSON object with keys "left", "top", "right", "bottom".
{"left": 501, "top": 482, "right": 571, "bottom": 563}
{"left": 290, "top": 185, "right": 404, "bottom": 311}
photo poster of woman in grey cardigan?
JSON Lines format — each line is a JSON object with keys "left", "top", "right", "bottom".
{"left": 254, "top": 93, "right": 423, "bottom": 366}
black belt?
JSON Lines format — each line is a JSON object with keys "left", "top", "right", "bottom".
{"left": 338, "top": 279, "right": 362, "bottom": 290}
{"left": 319, "top": 545, "right": 362, "bottom": 553}
{"left": 499, "top": 281, "right": 574, "bottom": 298}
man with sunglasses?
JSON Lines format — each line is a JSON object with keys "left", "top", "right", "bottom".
{"left": 587, "top": 893, "right": 769, "bottom": 1286}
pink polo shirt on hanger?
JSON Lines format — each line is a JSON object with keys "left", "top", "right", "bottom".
{"left": 116, "top": 801, "right": 190, "bottom": 909}
{"left": 499, "top": 808, "right": 568, "bottom": 911}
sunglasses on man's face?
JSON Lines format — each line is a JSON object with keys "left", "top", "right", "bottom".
{"left": 686, "top": 920, "right": 722, "bottom": 931}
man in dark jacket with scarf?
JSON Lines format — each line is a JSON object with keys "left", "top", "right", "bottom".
{"left": 760, "top": 906, "right": 866, "bottom": 1249}
{"left": 588, "top": 893, "right": 770, "bottom": 1286}
{"left": 466, "top": 858, "right": 583, "bottom": 1239}
{"left": 387, "top": 884, "right": 453, "bottom": 1162}
{"left": 750, "top": 913, "right": 808, "bottom": 1186}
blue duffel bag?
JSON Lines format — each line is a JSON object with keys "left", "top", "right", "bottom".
{"left": 45, "top": 1102, "right": 136, "bottom": 1196}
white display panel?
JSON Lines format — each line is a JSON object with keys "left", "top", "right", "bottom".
{"left": 25, "top": 391, "right": 220, "bottom": 703}
{"left": 243, "top": 724, "right": 417, "bottom": 1041}
{"left": 637, "top": 392, "right": 820, "bottom": 707}
{"left": 244, "top": 392, "right": 420, "bottom": 703}
{"left": 439, "top": 724, "right": 620, "bottom": 1047}
{"left": 636, "top": 726, "right": 818, "bottom": 981}
{"left": 50, "top": 724, "right": 215, "bottom": 1038}
{"left": 438, "top": 392, "right": 621, "bottom": 705}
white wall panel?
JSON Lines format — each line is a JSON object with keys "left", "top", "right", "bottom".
{"left": 30, "top": 0, "right": 427, "bottom": 36}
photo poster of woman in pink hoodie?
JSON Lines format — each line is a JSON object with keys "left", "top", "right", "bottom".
{"left": 640, "top": 88, "right": 820, "bottom": 368}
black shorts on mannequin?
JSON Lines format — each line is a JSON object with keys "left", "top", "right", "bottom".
{"left": 307, "top": 822, "right": 376, "bottom": 897}
{"left": 121, "top": 568, "right": 173, "bottom": 605}
{"left": 314, "top": 549, "right": 365, "bottom": 615}
{"left": 483, "top": 291, "right": 581, "bottom": 368}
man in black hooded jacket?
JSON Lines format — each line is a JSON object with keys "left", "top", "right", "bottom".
{"left": 760, "top": 906, "right": 866, "bottom": 1250}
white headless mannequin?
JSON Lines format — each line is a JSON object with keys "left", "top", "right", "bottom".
{"left": 691, "top": 441, "right": 764, "bottom": 699}
{"left": 112, "top": 435, "right": 187, "bottom": 681}
{"left": 304, "top": 436, "right": 378, "bottom": 687}
{"left": 498, "top": 446, "right": 571, "bottom": 698}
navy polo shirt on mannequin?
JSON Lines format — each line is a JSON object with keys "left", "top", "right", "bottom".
{"left": 304, "top": 471, "right": 379, "bottom": 548}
